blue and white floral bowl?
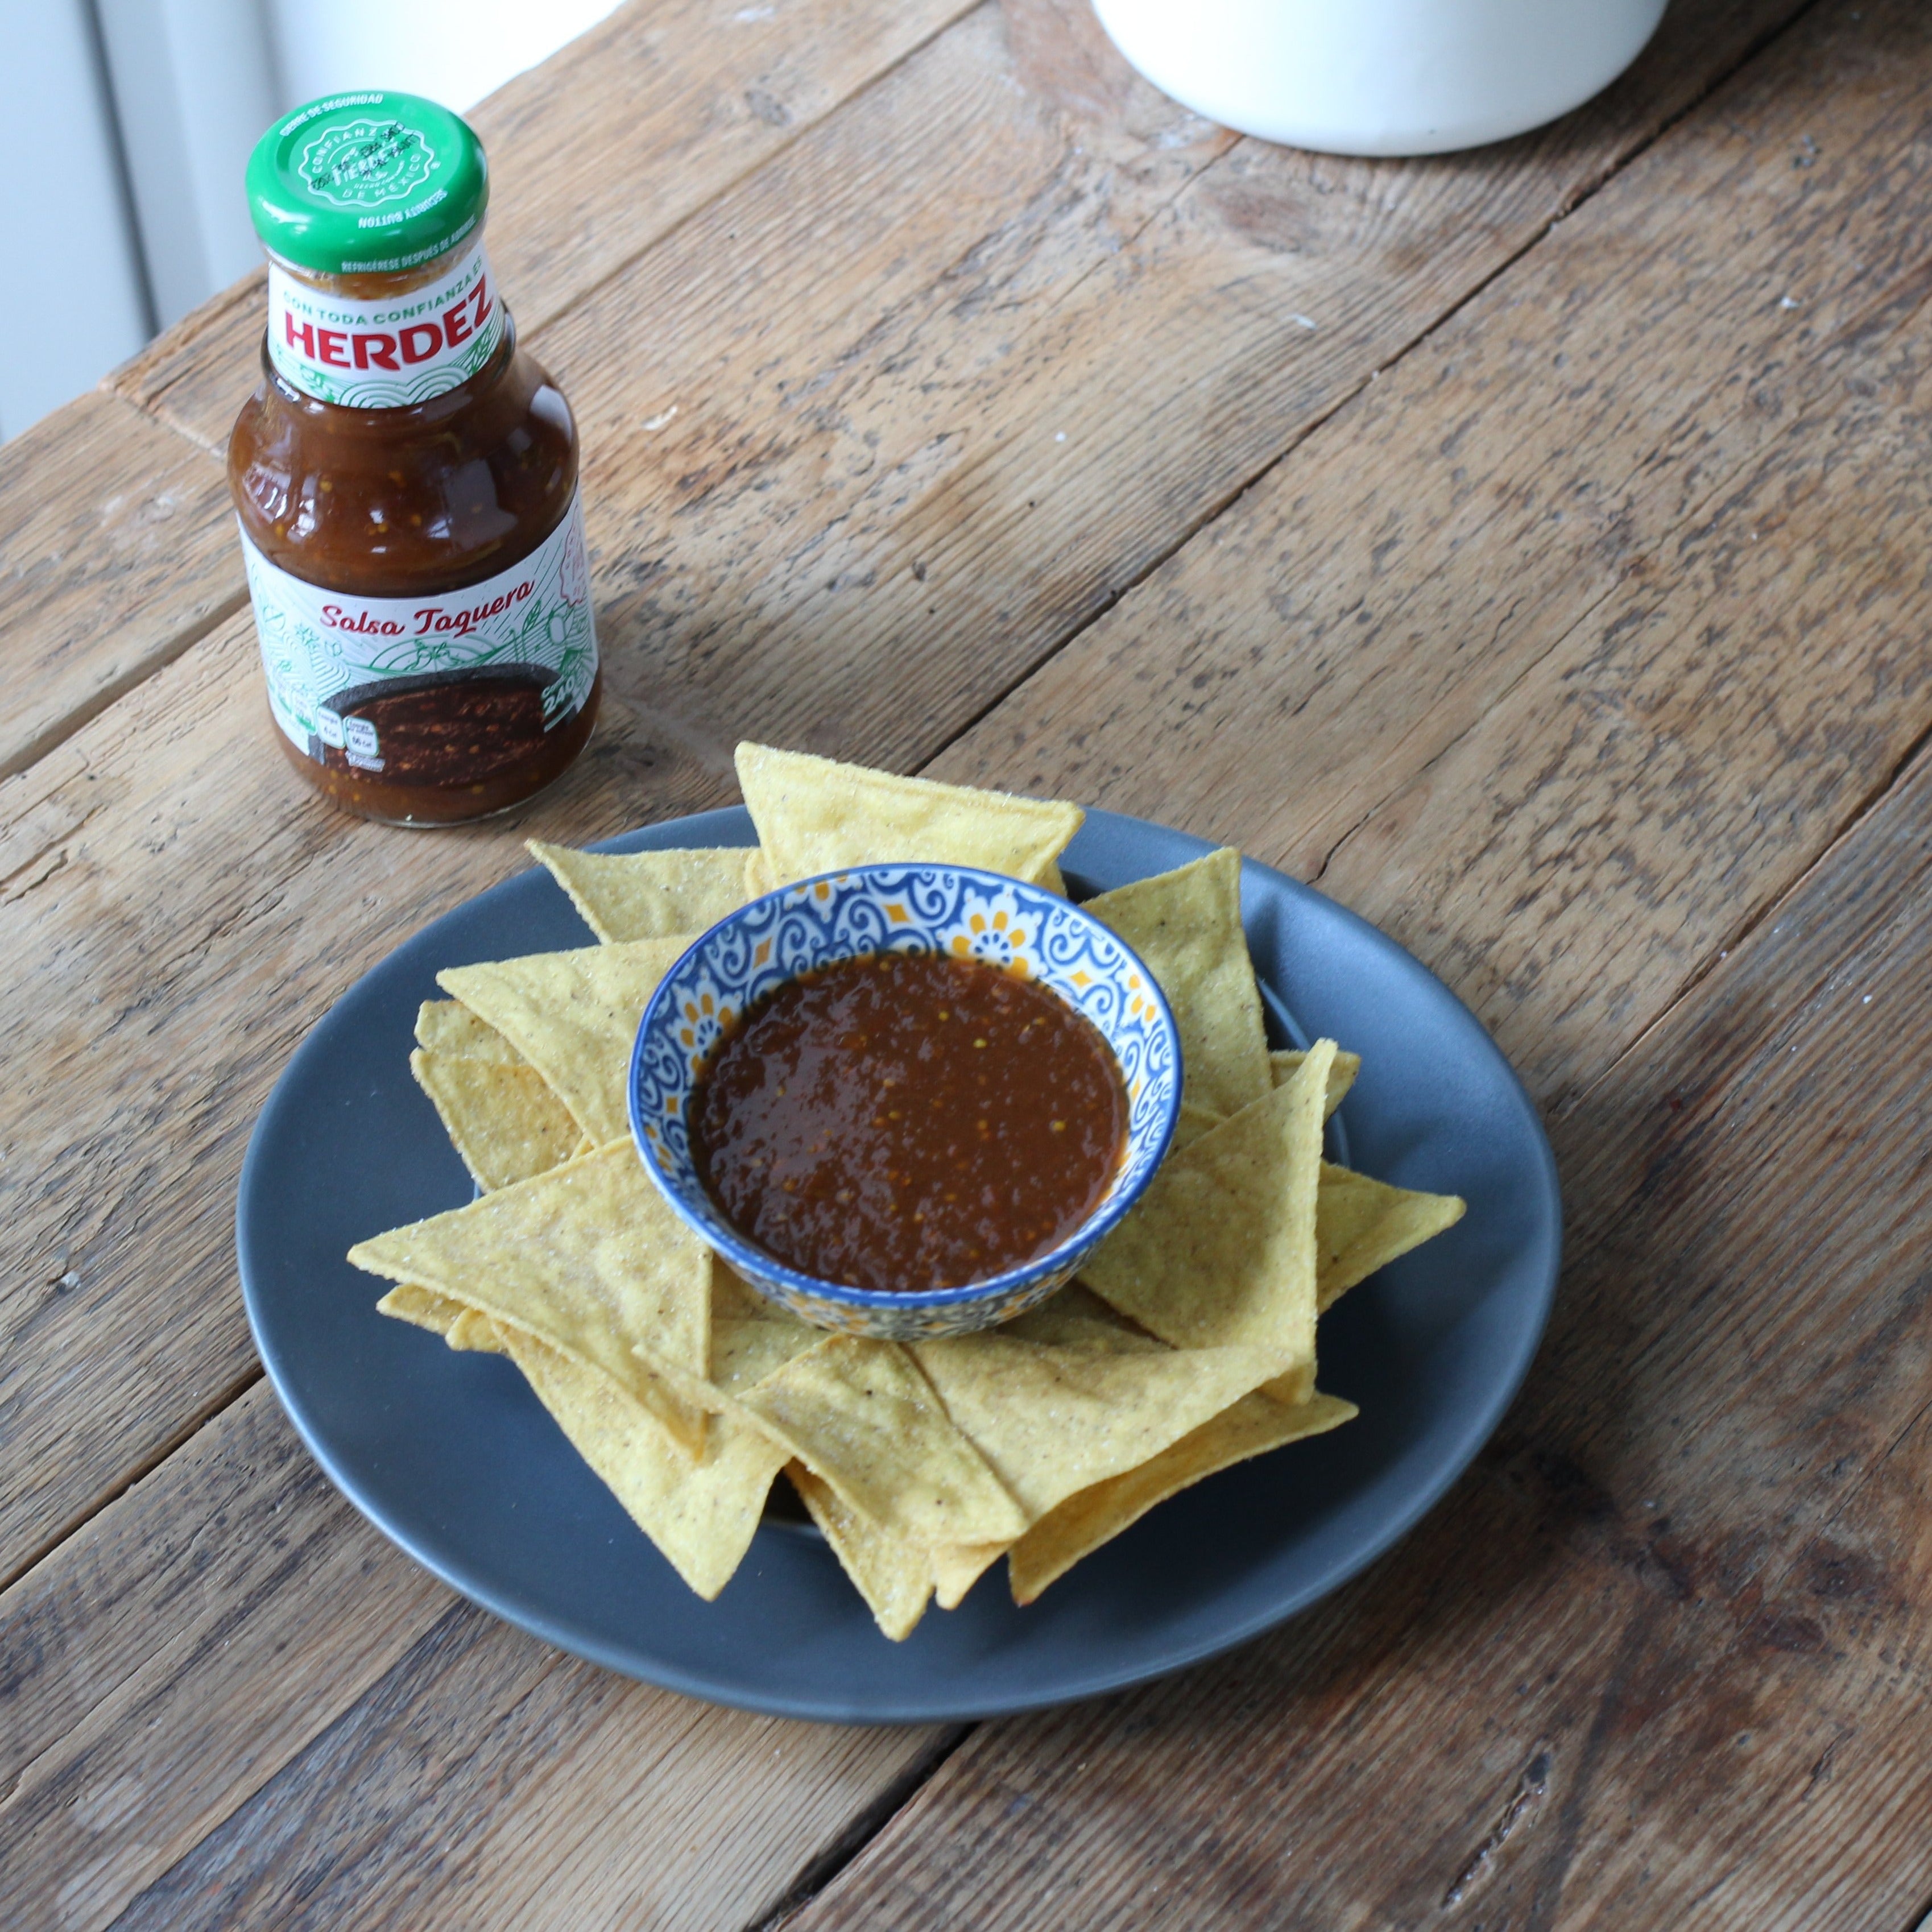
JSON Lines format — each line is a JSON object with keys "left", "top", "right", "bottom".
{"left": 629, "top": 863, "right": 1182, "bottom": 1339}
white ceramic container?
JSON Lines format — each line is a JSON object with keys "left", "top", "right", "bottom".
{"left": 1091, "top": 0, "right": 1670, "bottom": 156}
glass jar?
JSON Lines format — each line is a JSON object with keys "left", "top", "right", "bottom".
{"left": 229, "top": 92, "right": 599, "bottom": 826}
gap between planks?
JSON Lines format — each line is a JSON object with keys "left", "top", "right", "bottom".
{"left": 463, "top": 0, "right": 979, "bottom": 370}
{"left": 0, "top": 587, "right": 246, "bottom": 788}
{"left": 1540, "top": 705, "right": 1932, "bottom": 1147}
{"left": 0, "top": 1361, "right": 260, "bottom": 1602}
{"left": 751, "top": 1725, "right": 975, "bottom": 1932}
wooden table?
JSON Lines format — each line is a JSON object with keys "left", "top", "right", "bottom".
{"left": 5, "top": 0, "right": 1931, "bottom": 1921}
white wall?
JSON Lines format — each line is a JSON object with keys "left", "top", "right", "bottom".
{"left": 0, "top": 0, "right": 154, "bottom": 440}
{"left": 270, "top": 0, "right": 627, "bottom": 130}
{"left": 0, "top": 0, "right": 624, "bottom": 441}
{"left": 97, "top": 0, "right": 283, "bottom": 327}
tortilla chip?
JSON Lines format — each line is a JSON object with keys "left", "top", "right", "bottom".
{"left": 415, "top": 999, "right": 524, "bottom": 1062}
{"left": 1272, "top": 1048, "right": 1360, "bottom": 1120}
{"left": 1003, "top": 1282, "right": 1157, "bottom": 1352}
{"left": 916, "top": 1288, "right": 1266, "bottom": 1605}
{"left": 1317, "top": 1162, "right": 1466, "bottom": 1313}
{"left": 911, "top": 1331, "right": 1285, "bottom": 1523}
{"left": 446, "top": 1306, "right": 504, "bottom": 1351}
{"left": 528, "top": 841, "right": 751, "bottom": 944}
{"left": 711, "top": 1314, "right": 821, "bottom": 1393}
{"left": 376, "top": 1281, "right": 473, "bottom": 1337}
{"left": 787, "top": 1463, "right": 934, "bottom": 1641}
{"left": 378, "top": 1279, "right": 794, "bottom": 1599}
{"left": 737, "top": 1337, "right": 1027, "bottom": 1548}
{"left": 1170, "top": 1101, "right": 1226, "bottom": 1153}
{"left": 411, "top": 1046, "right": 586, "bottom": 1192}
{"left": 1010, "top": 1389, "right": 1358, "bottom": 1604}
{"left": 1081, "top": 1044, "right": 1334, "bottom": 1374}
{"left": 351, "top": 1142, "right": 712, "bottom": 1453}
{"left": 735, "top": 742, "right": 1082, "bottom": 890}
{"left": 437, "top": 937, "right": 685, "bottom": 1147}
{"left": 377, "top": 1284, "right": 506, "bottom": 1356}
{"left": 709, "top": 1255, "right": 773, "bottom": 1323}
{"left": 501, "top": 1322, "right": 785, "bottom": 1598}
{"left": 1083, "top": 850, "right": 1270, "bottom": 1118}
{"left": 932, "top": 1540, "right": 1008, "bottom": 1611}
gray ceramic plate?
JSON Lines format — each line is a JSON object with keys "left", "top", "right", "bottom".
{"left": 237, "top": 806, "right": 1560, "bottom": 1722}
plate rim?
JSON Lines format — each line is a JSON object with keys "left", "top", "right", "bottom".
{"left": 237, "top": 802, "right": 1561, "bottom": 1723}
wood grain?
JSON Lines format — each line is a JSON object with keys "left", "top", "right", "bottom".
{"left": 0, "top": 0, "right": 1815, "bottom": 1588}
{"left": 5, "top": 0, "right": 1919, "bottom": 1923}
{"left": 0, "top": 393, "right": 239, "bottom": 780}
{"left": 531, "top": 0, "right": 1818, "bottom": 782}
{"left": 784, "top": 646, "right": 1932, "bottom": 1930}
{"left": 0, "top": 1384, "right": 948, "bottom": 1931}
{"left": 940, "top": 0, "right": 1932, "bottom": 1111}
{"left": 60, "top": 0, "right": 1802, "bottom": 793}
{"left": 108, "top": 0, "right": 977, "bottom": 453}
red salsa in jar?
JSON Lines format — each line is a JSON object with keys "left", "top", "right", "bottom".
{"left": 229, "top": 92, "right": 599, "bottom": 825}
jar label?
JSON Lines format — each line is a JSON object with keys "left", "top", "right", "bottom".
{"left": 240, "top": 486, "right": 598, "bottom": 784}
{"left": 267, "top": 238, "right": 504, "bottom": 407}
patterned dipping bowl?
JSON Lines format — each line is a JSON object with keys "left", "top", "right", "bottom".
{"left": 629, "top": 863, "right": 1182, "bottom": 1340}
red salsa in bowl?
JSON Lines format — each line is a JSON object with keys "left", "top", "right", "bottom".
{"left": 689, "top": 952, "right": 1128, "bottom": 1293}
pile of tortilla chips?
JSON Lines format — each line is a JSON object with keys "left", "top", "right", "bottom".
{"left": 350, "top": 744, "right": 1464, "bottom": 1639}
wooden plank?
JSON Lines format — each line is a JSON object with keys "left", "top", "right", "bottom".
{"left": 781, "top": 674, "right": 1932, "bottom": 1927}
{"left": 935, "top": 0, "right": 1932, "bottom": 1111}
{"left": 527, "top": 0, "right": 1815, "bottom": 775}
{"left": 0, "top": 1384, "right": 949, "bottom": 1931}
{"left": 108, "top": 0, "right": 977, "bottom": 452}
{"left": 0, "top": 0, "right": 1811, "bottom": 1586}
{"left": 0, "top": 392, "right": 239, "bottom": 780}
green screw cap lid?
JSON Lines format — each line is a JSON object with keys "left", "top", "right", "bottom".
{"left": 246, "top": 92, "right": 489, "bottom": 276}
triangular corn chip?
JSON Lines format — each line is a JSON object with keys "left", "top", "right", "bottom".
{"left": 735, "top": 742, "right": 1082, "bottom": 890}
{"left": 1083, "top": 850, "right": 1270, "bottom": 1117}
{"left": 437, "top": 937, "right": 685, "bottom": 1146}
{"left": 737, "top": 1337, "right": 1027, "bottom": 1548}
{"left": 351, "top": 1143, "right": 711, "bottom": 1453}
{"left": 411, "top": 1046, "right": 586, "bottom": 1192}
{"left": 415, "top": 998, "right": 523, "bottom": 1062}
{"left": 911, "top": 1331, "right": 1286, "bottom": 1523}
{"left": 711, "top": 1315, "right": 821, "bottom": 1393}
{"left": 376, "top": 1281, "right": 473, "bottom": 1336}
{"left": 787, "top": 1463, "right": 934, "bottom": 1641}
{"left": 446, "top": 1305, "right": 503, "bottom": 1352}
{"left": 528, "top": 841, "right": 752, "bottom": 944}
{"left": 1176, "top": 1049, "right": 1358, "bottom": 1149}
{"left": 497, "top": 1322, "right": 787, "bottom": 1600}
{"left": 1317, "top": 1162, "right": 1466, "bottom": 1313}
{"left": 1170, "top": 1100, "right": 1226, "bottom": 1153}
{"left": 1082, "top": 1044, "right": 1334, "bottom": 1372}
{"left": 710, "top": 1255, "right": 776, "bottom": 1322}
{"left": 1002, "top": 1282, "right": 1157, "bottom": 1352}
{"left": 1010, "top": 1389, "right": 1358, "bottom": 1604}
{"left": 379, "top": 1279, "right": 802, "bottom": 1600}
{"left": 931, "top": 1539, "right": 1008, "bottom": 1611}
{"left": 1272, "top": 1047, "right": 1360, "bottom": 1119}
